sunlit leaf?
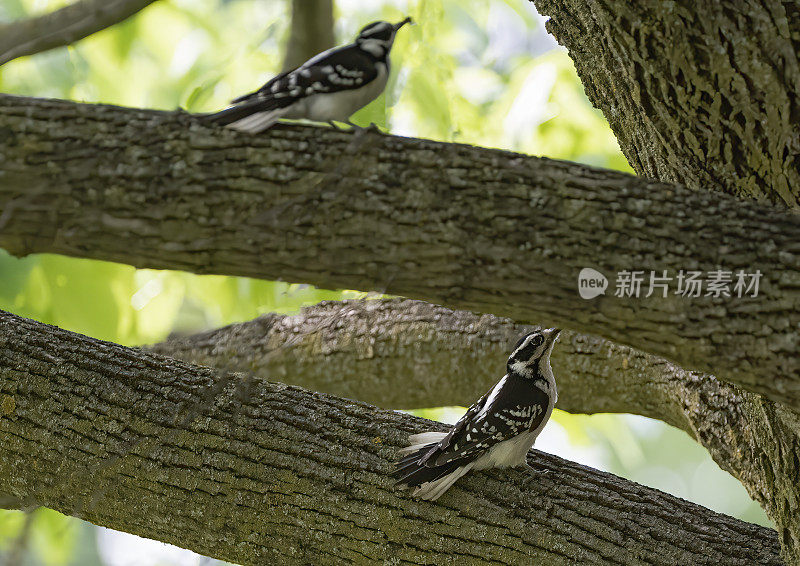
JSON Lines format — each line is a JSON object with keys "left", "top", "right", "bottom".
{"left": 0, "top": 509, "right": 26, "bottom": 548}
{"left": 0, "top": 0, "right": 26, "bottom": 20}
{"left": 0, "top": 250, "right": 33, "bottom": 303}
{"left": 350, "top": 91, "right": 387, "bottom": 129}
{"left": 31, "top": 508, "right": 78, "bottom": 566}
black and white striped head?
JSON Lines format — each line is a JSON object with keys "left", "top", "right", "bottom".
{"left": 507, "top": 328, "right": 561, "bottom": 378}
{"left": 356, "top": 17, "right": 412, "bottom": 58}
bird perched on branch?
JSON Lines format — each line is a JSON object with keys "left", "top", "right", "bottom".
{"left": 393, "top": 328, "right": 560, "bottom": 501}
{"left": 205, "top": 17, "right": 412, "bottom": 133}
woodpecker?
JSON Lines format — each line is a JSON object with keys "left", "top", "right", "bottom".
{"left": 393, "top": 328, "right": 560, "bottom": 501}
{"left": 205, "top": 17, "right": 412, "bottom": 133}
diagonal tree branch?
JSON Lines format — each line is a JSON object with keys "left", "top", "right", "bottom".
{"left": 0, "top": 94, "right": 798, "bottom": 411}
{"left": 0, "top": 309, "right": 783, "bottom": 565}
{"left": 0, "top": 0, "right": 157, "bottom": 67}
{"left": 532, "top": 0, "right": 800, "bottom": 209}
{"left": 150, "top": 298, "right": 800, "bottom": 563}
{"left": 149, "top": 298, "right": 682, "bottom": 415}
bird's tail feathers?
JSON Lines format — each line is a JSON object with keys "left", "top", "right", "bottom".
{"left": 415, "top": 463, "right": 473, "bottom": 501}
{"left": 231, "top": 91, "right": 258, "bottom": 104}
{"left": 393, "top": 433, "right": 471, "bottom": 501}
{"left": 398, "top": 432, "right": 448, "bottom": 455}
{"left": 202, "top": 99, "right": 287, "bottom": 133}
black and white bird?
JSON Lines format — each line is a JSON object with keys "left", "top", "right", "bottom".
{"left": 393, "top": 328, "right": 560, "bottom": 501}
{"left": 205, "top": 18, "right": 412, "bottom": 133}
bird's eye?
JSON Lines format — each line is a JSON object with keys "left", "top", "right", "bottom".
{"left": 530, "top": 335, "right": 544, "bottom": 348}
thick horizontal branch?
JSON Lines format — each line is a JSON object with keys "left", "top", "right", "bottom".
{"left": 150, "top": 298, "right": 800, "bottom": 563}
{"left": 0, "top": 94, "right": 798, "bottom": 411}
{"left": 0, "top": 309, "right": 782, "bottom": 565}
{"left": 0, "top": 0, "right": 157, "bottom": 66}
{"left": 533, "top": 0, "right": 800, "bottom": 208}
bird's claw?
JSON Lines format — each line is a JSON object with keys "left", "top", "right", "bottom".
{"left": 327, "top": 120, "right": 349, "bottom": 131}
{"left": 522, "top": 463, "right": 550, "bottom": 489}
{"left": 328, "top": 120, "right": 385, "bottom": 134}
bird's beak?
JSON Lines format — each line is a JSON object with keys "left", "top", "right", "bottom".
{"left": 394, "top": 17, "right": 413, "bottom": 31}
{"left": 544, "top": 328, "right": 561, "bottom": 346}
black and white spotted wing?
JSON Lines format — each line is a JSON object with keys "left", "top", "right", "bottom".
{"left": 242, "top": 45, "right": 378, "bottom": 103}
{"left": 422, "top": 373, "right": 550, "bottom": 467}
{"left": 206, "top": 44, "right": 379, "bottom": 128}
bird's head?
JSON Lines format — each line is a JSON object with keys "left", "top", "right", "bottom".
{"left": 356, "top": 17, "right": 412, "bottom": 58}
{"left": 507, "top": 328, "right": 561, "bottom": 378}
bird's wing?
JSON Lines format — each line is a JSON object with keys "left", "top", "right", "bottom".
{"left": 230, "top": 68, "right": 295, "bottom": 104}
{"left": 420, "top": 375, "right": 551, "bottom": 467}
{"left": 230, "top": 44, "right": 380, "bottom": 108}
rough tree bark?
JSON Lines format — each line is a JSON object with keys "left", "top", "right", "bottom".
{"left": 532, "top": 0, "right": 800, "bottom": 209}
{"left": 526, "top": 2, "right": 800, "bottom": 555}
{"left": 1, "top": 0, "right": 798, "bottom": 563}
{"left": 0, "top": 0, "right": 158, "bottom": 67}
{"left": 1, "top": 95, "right": 798, "bottom": 413}
{"left": 0, "top": 309, "right": 783, "bottom": 565}
{"left": 149, "top": 298, "right": 800, "bottom": 561}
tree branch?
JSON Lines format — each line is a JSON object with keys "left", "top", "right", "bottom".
{"left": 0, "top": 495, "right": 27, "bottom": 510}
{"left": 149, "top": 298, "right": 800, "bottom": 563}
{"left": 1, "top": 94, "right": 798, "bottom": 411}
{"left": 0, "top": 309, "right": 782, "bottom": 565}
{"left": 0, "top": 0, "right": 157, "bottom": 67}
{"left": 283, "top": 0, "right": 335, "bottom": 72}
{"left": 531, "top": 0, "right": 800, "bottom": 209}
{"left": 148, "top": 298, "right": 685, "bottom": 416}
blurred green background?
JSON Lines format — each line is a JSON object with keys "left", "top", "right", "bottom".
{"left": 0, "top": 0, "right": 770, "bottom": 564}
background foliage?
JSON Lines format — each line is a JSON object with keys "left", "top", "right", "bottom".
{"left": 0, "top": 0, "right": 770, "bottom": 564}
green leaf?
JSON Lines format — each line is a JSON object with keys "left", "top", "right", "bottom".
{"left": 350, "top": 92, "right": 387, "bottom": 129}
{"left": 0, "top": 250, "right": 34, "bottom": 304}
{"left": 0, "top": 509, "right": 26, "bottom": 548}
{"left": 31, "top": 508, "right": 78, "bottom": 566}
{"left": 34, "top": 255, "right": 136, "bottom": 344}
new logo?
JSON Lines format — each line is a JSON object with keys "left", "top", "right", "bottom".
{"left": 578, "top": 268, "right": 608, "bottom": 299}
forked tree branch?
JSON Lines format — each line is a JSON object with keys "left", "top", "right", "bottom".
{"left": 0, "top": 0, "right": 157, "bottom": 66}
{"left": 0, "top": 309, "right": 782, "bottom": 564}
{"left": 150, "top": 298, "right": 800, "bottom": 563}
{"left": 0, "top": 94, "right": 798, "bottom": 411}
